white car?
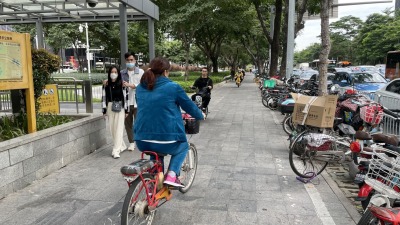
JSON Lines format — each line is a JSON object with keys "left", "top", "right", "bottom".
{"left": 57, "top": 65, "right": 78, "bottom": 73}
{"left": 374, "top": 78, "right": 400, "bottom": 110}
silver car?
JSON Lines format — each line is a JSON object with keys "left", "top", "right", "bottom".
{"left": 374, "top": 78, "right": 400, "bottom": 111}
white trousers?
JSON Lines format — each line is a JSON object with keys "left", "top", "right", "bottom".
{"left": 107, "top": 102, "right": 127, "bottom": 154}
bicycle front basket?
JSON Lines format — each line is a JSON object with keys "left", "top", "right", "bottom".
{"left": 185, "top": 118, "right": 200, "bottom": 134}
{"left": 364, "top": 148, "right": 400, "bottom": 199}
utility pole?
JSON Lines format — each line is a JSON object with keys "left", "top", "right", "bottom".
{"left": 286, "top": 0, "right": 295, "bottom": 79}
{"left": 269, "top": 6, "right": 275, "bottom": 72}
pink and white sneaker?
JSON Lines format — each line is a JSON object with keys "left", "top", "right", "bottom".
{"left": 163, "top": 175, "right": 184, "bottom": 187}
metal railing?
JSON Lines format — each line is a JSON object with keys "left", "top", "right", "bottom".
{"left": 0, "top": 90, "right": 11, "bottom": 112}
{"left": 375, "top": 94, "right": 400, "bottom": 137}
{"left": 52, "top": 77, "right": 95, "bottom": 114}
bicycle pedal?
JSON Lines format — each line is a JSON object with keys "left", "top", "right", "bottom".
{"left": 155, "top": 186, "right": 172, "bottom": 201}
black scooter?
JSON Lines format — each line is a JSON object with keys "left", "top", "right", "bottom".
{"left": 191, "top": 86, "right": 209, "bottom": 117}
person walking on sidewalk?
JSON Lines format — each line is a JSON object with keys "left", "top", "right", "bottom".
{"left": 134, "top": 57, "right": 205, "bottom": 187}
{"left": 121, "top": 52, "right": 144, "bottom": 152}
{"left": 102, "top": 66, "right": 129, "bottom": 158}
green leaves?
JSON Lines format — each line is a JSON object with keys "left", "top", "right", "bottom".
{"left": 0, "top": 113, "right": 73, "bottom": 141}
{"left": 32, "top": 49, "right": 61, "bottom": 100}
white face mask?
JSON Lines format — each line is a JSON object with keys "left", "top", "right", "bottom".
{"left": 110, "top": 73, "right": 118, "bottom": 80}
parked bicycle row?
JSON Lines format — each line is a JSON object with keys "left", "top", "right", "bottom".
{"left": 257, "top": 77, "right": 400, "bottom": 225}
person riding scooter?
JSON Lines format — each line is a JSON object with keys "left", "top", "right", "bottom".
{"left": 234, "top": 70, "right": 244, "bottom": 87}
{"left": 191, "top": 67, "right": 213, "bottom": 112}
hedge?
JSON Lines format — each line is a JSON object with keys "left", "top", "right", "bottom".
{"left": 51, "top": 71, "right": 229, "bottom": 92}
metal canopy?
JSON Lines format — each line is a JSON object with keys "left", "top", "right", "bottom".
{"left": 0, "top": 0, "right": 159, "bottom": 24}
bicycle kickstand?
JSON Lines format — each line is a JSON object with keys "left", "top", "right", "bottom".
{"left": 296, "top": 172, "right": 317, "bottom": 184}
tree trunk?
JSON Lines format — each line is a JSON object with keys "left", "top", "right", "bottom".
{"left": 184, "top": 43, "right": 190, "bottom": 82}
{"left": 257, "top": 60, "right": 264, "bottom": 75}
{"left": 318, "top": 0, "right": 332, "bottom": 96}
{"left": 268, "top": 0, "right": 283, "bottom": 78}
{"left": 211, "top": 56, "right": 218, "bottom": 73}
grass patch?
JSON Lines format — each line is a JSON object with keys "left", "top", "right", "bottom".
{"left": 57, "top": 89, "right": 101, "bottom": 103}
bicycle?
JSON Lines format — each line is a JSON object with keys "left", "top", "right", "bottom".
{"left": 120, "top": 113, "right": 199, "bottom": 225}
{"left": 288, "top": 124, "right": 354, "bottom": 178}
{"left": 356, "top": 147, "right": 400, "bottom": 225}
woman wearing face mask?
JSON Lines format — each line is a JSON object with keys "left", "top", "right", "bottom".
{"left": 102, "top": 66, "right": 129, "bottom": 158}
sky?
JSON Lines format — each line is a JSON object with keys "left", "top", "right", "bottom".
{"left": 295, "top": 0, "right": 395, "bottom": 52}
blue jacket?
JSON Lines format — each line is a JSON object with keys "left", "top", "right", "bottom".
{"left": 134, "top": 76, "right": 204, "bottom": 142}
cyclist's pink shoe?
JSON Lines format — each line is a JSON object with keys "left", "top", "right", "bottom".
{"left": 163, "top": 175, "right": 184, "bottom": 187}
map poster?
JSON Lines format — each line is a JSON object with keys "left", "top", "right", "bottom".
{"left": 0, "top": 31, "right": 30, "bottom": 90}
{"left": 0, "top": 42, "right": 22, "bottom": 80}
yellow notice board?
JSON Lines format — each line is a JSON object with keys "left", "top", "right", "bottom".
{"left": 0, "top": 30, "right": 36, "bottom": 133}
{"left": 38, "top": 84, "right": 60, "bottom": 114}
{"left": 0, "top": 31, "right": 30, "bottom": 90}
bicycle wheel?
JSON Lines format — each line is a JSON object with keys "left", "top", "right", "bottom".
{"left": 121, "top": 174, "right": 156, "bottom": 225}
{"left": 357, "top": 209, "right": 378, "bottom": 225}
{"left": 289, "top": 131, "right": 328, "bottom": 178}
{"left": 282, "top": 114, "right": 294, "bottom": 135}
{"left": 267, "top": 97, "right": 278, "bottom": 110}
{"left": 179, "top": 143, "right": 198, "bottom": 193}
{"left": 262, "top": 95, "right": 270, "bottom": 108}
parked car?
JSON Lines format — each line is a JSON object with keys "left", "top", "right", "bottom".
{"left": 374, "top": 78, "right": 400, "bottom": 110}
{"left": 328, "top": 67, "right": 351, "bottom": 73}
{"left": 332, "top": 72, "right": 387, "bottom": 99}
{"left": 56, "top": 65, "right": 78, "bottom": 73}
{"left": 297, "top": 70, "right": 318, "bottom": 86}
{"left": 305, "top": 73, "right": 334, "bottom": 87}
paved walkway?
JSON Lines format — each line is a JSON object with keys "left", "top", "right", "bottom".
{"left": 0, "top": 74, "right": 360, "bottom": 224}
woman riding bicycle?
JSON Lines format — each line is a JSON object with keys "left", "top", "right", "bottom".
{"left": 134, "top": 57, "right": 205, "bottom": 187}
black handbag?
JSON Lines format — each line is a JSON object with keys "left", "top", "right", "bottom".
{"left": 198, "top": 79, "right": 211, "bottom": 98}
{"left": 110, "top": 86, "right": 122, "bottom": 112}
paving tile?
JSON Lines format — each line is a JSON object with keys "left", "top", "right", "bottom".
{"left": 0, "top": 75, "right": 361, "bottom": 225}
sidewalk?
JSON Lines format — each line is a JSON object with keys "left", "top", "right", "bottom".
{"left": 0, "top": 74, "right": 360, "bottom": 224}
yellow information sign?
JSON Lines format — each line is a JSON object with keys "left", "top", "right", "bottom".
{"left": 0, "top": 30, "right": 36, "bottom": 133}
{"left": 38, "top": 84, "right": 60, "bottom": 114}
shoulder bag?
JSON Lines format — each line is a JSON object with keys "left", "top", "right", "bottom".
{"left": 110, "top": 86, "right": 122, "bottom": 112}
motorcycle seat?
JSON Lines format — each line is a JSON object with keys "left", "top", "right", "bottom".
{"left": 355, "top": 131, "right": 372, "bottom": 140}
{"left": 359, "top": 160, "right": 370, "bottom": 167}
{"left": 372, "top": 133, "right": 399, "bottom": 146}
{"left": 362, "top": 147, "right": 373, "bottom": 153}
{"left": 274, "top": 86, "right": 286, "bottom": 90}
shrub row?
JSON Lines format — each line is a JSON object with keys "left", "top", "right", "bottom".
{"left": 51, "top": 71, "right": 229, "bottom": 92}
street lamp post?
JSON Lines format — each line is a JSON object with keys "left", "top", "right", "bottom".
{"left": 79, "top": 23, "right": 91, "bottom": 79}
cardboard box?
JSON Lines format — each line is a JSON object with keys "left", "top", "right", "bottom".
{"left": 291, "top": 93, "right": 338, "bottom": 128}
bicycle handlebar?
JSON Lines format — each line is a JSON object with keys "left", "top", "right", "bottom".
{"left": 383, "top": 108, "right": 400, "bottom": 120}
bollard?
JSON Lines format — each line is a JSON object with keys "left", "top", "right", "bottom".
{"left": 84, "top": 80, "right": 93, "bottom": 113}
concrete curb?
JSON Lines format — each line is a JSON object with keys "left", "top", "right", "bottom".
{"left": 322, "top": 171, "right": 361, "bottom": 223}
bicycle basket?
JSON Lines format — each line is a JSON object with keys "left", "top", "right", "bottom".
{"left": 303, "top": 133, "right": 335, "bottom": 151}
{"left": 263, "top": 79, "right": 276, "bottom": 88}
{"left": 180, "top": 113, "right": 199, "bottom": 135}
{"left": 360, "top": 105, "right": 383, "bottom": 125}
{"left": 364, "top": 148, "right": 400, "bottom": 199}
